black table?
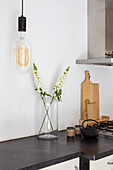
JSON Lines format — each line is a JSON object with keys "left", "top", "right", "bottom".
{"left": 0, "top": 131, "right": 113, "bottom": 170}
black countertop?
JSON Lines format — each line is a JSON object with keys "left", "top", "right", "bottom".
{"left": 1, "top": 131, "right": 113, "bottom": 170}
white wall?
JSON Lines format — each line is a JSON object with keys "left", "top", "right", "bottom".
{"left": 0, "top": 0, "right": 112, "bottom": 141}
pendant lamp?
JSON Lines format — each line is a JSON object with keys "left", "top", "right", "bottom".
{"left": 13, "top": 0, "right": 31, "bottom": 73}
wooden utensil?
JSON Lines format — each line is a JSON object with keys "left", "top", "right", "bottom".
{"left": 81, "top": 70, "right": 99, "bottom": 120}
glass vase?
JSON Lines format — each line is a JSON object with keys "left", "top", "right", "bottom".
{"left": 38, "top": 96, "right": 58, "bottom": 140}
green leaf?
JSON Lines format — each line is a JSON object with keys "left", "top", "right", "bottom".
{"left": 54, "top": 89, "right": 62, "bottom": 102}
{"left": 33, "top": 63, "right": 37, "bottom": 70}
{"left": 46, "top": 93, "right": 52, "bottom": 97}
{"left": 66, "top": 66, "right": 70, "bottom": 72}
{"left": 39, "top": 88, "right": 42, "bottom": 92}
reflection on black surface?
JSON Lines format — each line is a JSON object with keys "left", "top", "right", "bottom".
{"left": 81, "top": 137, "right": 98, "bottom": 144}
{"left": 67, "top": 137, "right": 75, "bottom": 143}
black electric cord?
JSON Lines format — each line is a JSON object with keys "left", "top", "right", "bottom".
{"left": 22, "top": 0, "right": 23, "bottom": 16}
{"left": 18, "top": 0, "right": 26, "bottom": 32}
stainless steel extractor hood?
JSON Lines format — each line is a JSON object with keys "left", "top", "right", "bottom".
{"left": 76, "top": 57, "right": 113, "bottom": 66}
{"left": 76, "top": 0, "right": 113, "bottom": 66}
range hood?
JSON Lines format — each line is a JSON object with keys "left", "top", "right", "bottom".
{"left": 76, "top": 0, "right": 113, "bottom": 66}
{"left": 76, "top": 57, "right": 113, "bottom": 66}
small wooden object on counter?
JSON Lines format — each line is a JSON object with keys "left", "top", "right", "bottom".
{"left": 79, "top": 115, "right": 110, "bottom": 126}
{"left": 67, "top": 127, "right": 75, "bottom": 137}
{"left": 81, "top": 70, "right": 99, "bottom": 120}
{"left": 80, "top": 70, "right": 110, "bottom": 125}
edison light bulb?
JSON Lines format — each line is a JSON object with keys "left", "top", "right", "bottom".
{"left": 13, "top": 1, "right": 31, "bottom": 73}
{"left": 13, "top": 31, "right": 31, "bottom": 73}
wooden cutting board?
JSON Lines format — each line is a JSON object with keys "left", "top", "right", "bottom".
{"left": 81, "top": 70, "right": 99, "bottom": 120}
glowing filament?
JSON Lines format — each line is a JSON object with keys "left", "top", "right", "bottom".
{"left": 16, "top": 45, "right": 29, "bottom": 67}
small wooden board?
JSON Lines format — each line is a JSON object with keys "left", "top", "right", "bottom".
{"left": 81, "top": 71, "right": 99, "bottom": 120}
{"left": 79, "top": 116, "right": 109, "bottom": 126}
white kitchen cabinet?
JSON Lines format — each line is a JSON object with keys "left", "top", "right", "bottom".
{"left": 90, "top": 154, "right": 113, "bottom": 170}
{"left": 39, "top": 158, "right": 79, "bottom": 170}
{"left": 40, "top": 154, "right": 113, "bottom": 170}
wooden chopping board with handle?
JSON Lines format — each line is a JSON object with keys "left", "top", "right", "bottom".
{"left": 81, "top": 71, "right": 99, "bottom": 120}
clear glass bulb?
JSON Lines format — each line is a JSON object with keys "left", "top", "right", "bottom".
{"left": 13, "top": 32, "right": 31, "bottom": 73}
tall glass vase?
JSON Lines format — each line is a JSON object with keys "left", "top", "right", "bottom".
{"left": 38, "top": 96, "right": 58, "bottom": 140}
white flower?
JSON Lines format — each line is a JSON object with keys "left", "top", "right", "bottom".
{"left": 53, "top": 66, "right": 70, "bottom": 94}
{"left": 33, "top": 63, "right": 70, "bottom": 102}
{"left": 33, "top": 69, "right": 43, "bottom": 94}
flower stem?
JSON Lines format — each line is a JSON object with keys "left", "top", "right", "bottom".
{"left": 38, "top": 111, "right": 47, "bottom": 136}
{"left": 38, "top": 96, "right": 55, "bottom": 136}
